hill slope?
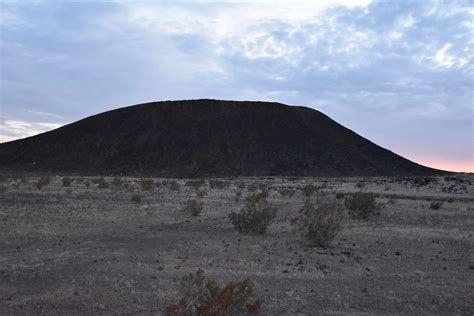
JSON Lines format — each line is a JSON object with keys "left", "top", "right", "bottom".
{"left": 0, "top": 99, "right": 441, "bottom": 177}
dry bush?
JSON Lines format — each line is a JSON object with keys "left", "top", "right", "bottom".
{"left": 62, "top": 177, "right": 72, "bottom": 187}
{"left": 235, "top": 181, "right": 246, "bottom": 190}
{"left": 302, "top": 184, "right": 319, "bottom": 197}
{"left": 141, "top": 178, "right": 154, "bottom": 191}
{"left": 111, "top": 177, "right": 123, "bottom": 188}
{"left": 35, "top": 176, "right": 50, "bottom": 190}
{"left": 430, "top": 200, "right": 443, "bottom": 210}
{"left": 295, "top": 198, "right": 343, "bottom": 247}
{"left": 230, "top": 191, "right": 276, "bottom": 234}
{"left": 209, "top": 179, "right": 230, "bottom": 189}
{"left": 167, "top": 269, "right": 261, "bottom": 316}
{"left": 195, "top": 189, "right": 208, "bottom": 199}
{"left": 131, "top": 193, "right": 142, "bottom": 204}
{"left": 168, "top": 180, "right": 181, "bottom": 191}
{"left": 335, "top": 192, "right": 345, "bottom": 200}
{"left": 182, "top": 199, "right": 203, "bottom": 216}
{"left": 279, "top": 188, "right": 296, "bottom": 197}
{"left": 185, "top": 179, "right": 206, "bottom": 189}
{"left": 92, "top": 177, "right": 109, "bottom": 189}
{"left": 344, "top": 192, "right": 379, "bottom": 219}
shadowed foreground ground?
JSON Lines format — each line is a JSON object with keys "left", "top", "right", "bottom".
{"left": 0, "top": 175, "right": 473, "bottom": 315}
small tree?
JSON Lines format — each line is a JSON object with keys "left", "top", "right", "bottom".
{"left": 230, "top": 191, "right": 276, "bottom": 234}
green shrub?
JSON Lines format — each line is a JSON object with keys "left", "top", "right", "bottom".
{"left": 141, "top": 178, "right": 154, "bottom": 191}
{"left": 182, "top": 199, "right": 203, "bottom": 216}
{"left": 344, "top": 192, "right": 379, "bottom": 219}
{"left": 295, "top": 198, "right": 343, "bottom": 247}
{"left": 62, "top": 177, "right": 72, "bottom": 187}
{"left": 35, "top": 176, "right": 50, "bottom": 190}
{"left": 230, "top": 191, "right": 276, "bottom": 234}
{"left": 167, "top": 269, "right": 261, "bottom": 316}
{"left": 430, "top": 200, "right": 443, "bottom": 210}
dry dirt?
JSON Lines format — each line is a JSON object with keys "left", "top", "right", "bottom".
{"left": 0, "top": 174, "right": 473, "bottom": 315}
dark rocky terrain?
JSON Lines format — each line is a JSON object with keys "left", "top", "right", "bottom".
{"left": 0, "top": 99, "right": 441, "bottom": 177}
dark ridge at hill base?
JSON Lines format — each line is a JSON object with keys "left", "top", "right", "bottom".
{"left": 0, "top": 99, "right": 444, "bottom": 177}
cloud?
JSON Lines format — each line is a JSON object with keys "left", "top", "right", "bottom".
{"left": 0, "top": 119, "right": 62, "bottom": 143}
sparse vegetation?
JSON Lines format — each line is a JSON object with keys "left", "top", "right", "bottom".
{"left": 209, "top": 179, "right": 230, "bottom": 189}
{"left": 344, "top": 192, "right": 379, "bottom": 219}
{"left": 168, "top": 180, "right": 181, "bottom": 191}
{"left": 62, "top": 177, "right": 72, "bottom": 187}
{"left": 295, "top": 198, "right": 343, "bottom": 247}
{"left": 35, "top": 176, "right": 50, "bottom": 190}
{"left": 279, "top": 188, "right": 296, "bottom": 197}
{"left": 92, "top": 177, "right": 109, "bottom": 189}
{"left": 182, "top": 199, "right": 203, "bottom": 216}
{"left": 230, "top": 191, "right": 276, "bottom": 234}
{"left": 430, "top": 200, "right": 443, "bottom": 210}
{"left": 302, "top": 184, "right": 318, "bottom": 197}
{"left": 111, "top": 177, "right": 123, "bottom": 188}
{"left": 185, "top": 179, "right": 206, "bottom": 189}
{"left": 167, "top": 269, "right": 261, "bottom": 316}
{"left": 131, "top": 193, "right": 142, "bottom": 204}
{"left": 141, "top": 178, "right": 154, "bottom": 191}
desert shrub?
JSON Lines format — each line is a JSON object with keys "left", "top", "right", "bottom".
{"left": 279, "top": 188, "right": 295, "bottom": 197}
{"left": 182, "top": 199, "right": 203, "bottom": 216}
{"left": 168, "top": 180, "right": 181, "bottom": 191}
{"left": 335, "top": 192, "right": 345, "bottom": 199}
{"left": 141, "top": 178, "right": 154, "bottom": 191}
{"left": 62, "top": 177, "right": 72, "bottom": 187}
{"left": 195, "top": 189, "right": 208, "bottom": 199}
{"left": 247, "top": 182, "right": 259, "bottom": 192}
{"left": 430, "top": 200, "right": 443, "bottom": 210}
{"left": 302, "top": 184, "right": 318, "bottom": 197}
{"left": 295, "top": 198, "right": 343, "bottom": 247}
{"left": 235, "top": 190, "right": 242, "bottom": 201}
{"left": 132, "top": 193, "right": 142, "bottom": 204}
{"left": 230, "top": 191, "right": 277, "bottom": 234}
{"left": 209, "top": 179, "right": 230, "bottom": 189}
{"left": 0, "top": 185, "right": 6, "bottom": 193}
{"left": 355, "top": 182, "right": 365, "bottom": 189}
{"left": 185, "top": 179, "right": 206, "bottom": 189}
{"left": 167, "top": 269, "right": 261, "bottom": 316}
{"left": 235, "top": 181, "right": 246, "bottom": 190}
{"left": 84, "top": 181, "right": 91, "bottom": 188}
{"left": 111, "top": 177, "right": 123, "bottom": 188}
{"left": 35, "top": 176, "right": 50, "bottom": 190}
{"left": 92, "top": 177, "right": 109, "bottom": 189}
{"left": 344, "top": 192, "right": 379, "bottom": 219}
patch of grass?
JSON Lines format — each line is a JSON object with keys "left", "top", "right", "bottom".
{"left": 167, "top": 269, "right": 261, "bottom": 316}
{"left": 430, "top": 200, "right": 443, "bottom": 210}
{"left": 182, "top": 199, "right": 203, "bottom": 216}
{"left": 35, "top": 176, "right": 50, "bottom": 190}
{"left": 344, "top": 192, "right": 379, "bottom": 219}
{"left": 140, "top": 178, "right": 154, "bottom": 191}
{"left": 62, "top": 177, "right": 72, "bottom": 187}
{"left": 295, "top": 198, "right": 343, "bottom": 247}
{"left": 230, "top": 191, "right": 277, "bottom": 234}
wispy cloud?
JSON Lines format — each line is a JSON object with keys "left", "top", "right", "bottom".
{"left": 0, "top": 119, "right": 62, "bottom": 143}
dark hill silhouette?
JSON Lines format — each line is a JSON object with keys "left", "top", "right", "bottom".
{"left": 0, "top": 99, "right": 442, "bottom": 177}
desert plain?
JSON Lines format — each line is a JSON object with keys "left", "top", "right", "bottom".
{"left": 0, "top": 173, "right": 473, "bottom": 315}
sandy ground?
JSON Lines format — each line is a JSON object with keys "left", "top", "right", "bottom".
{"left": 0, "top": 174, "right": 473, "bottom": 315}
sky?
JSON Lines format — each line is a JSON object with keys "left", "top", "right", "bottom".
{"left": 0, "top": 0, "right": 473, "bottom": 172}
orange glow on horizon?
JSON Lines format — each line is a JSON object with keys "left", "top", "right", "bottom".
{"left": 413, "top": 158, "right": 474, "bottom": 173}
